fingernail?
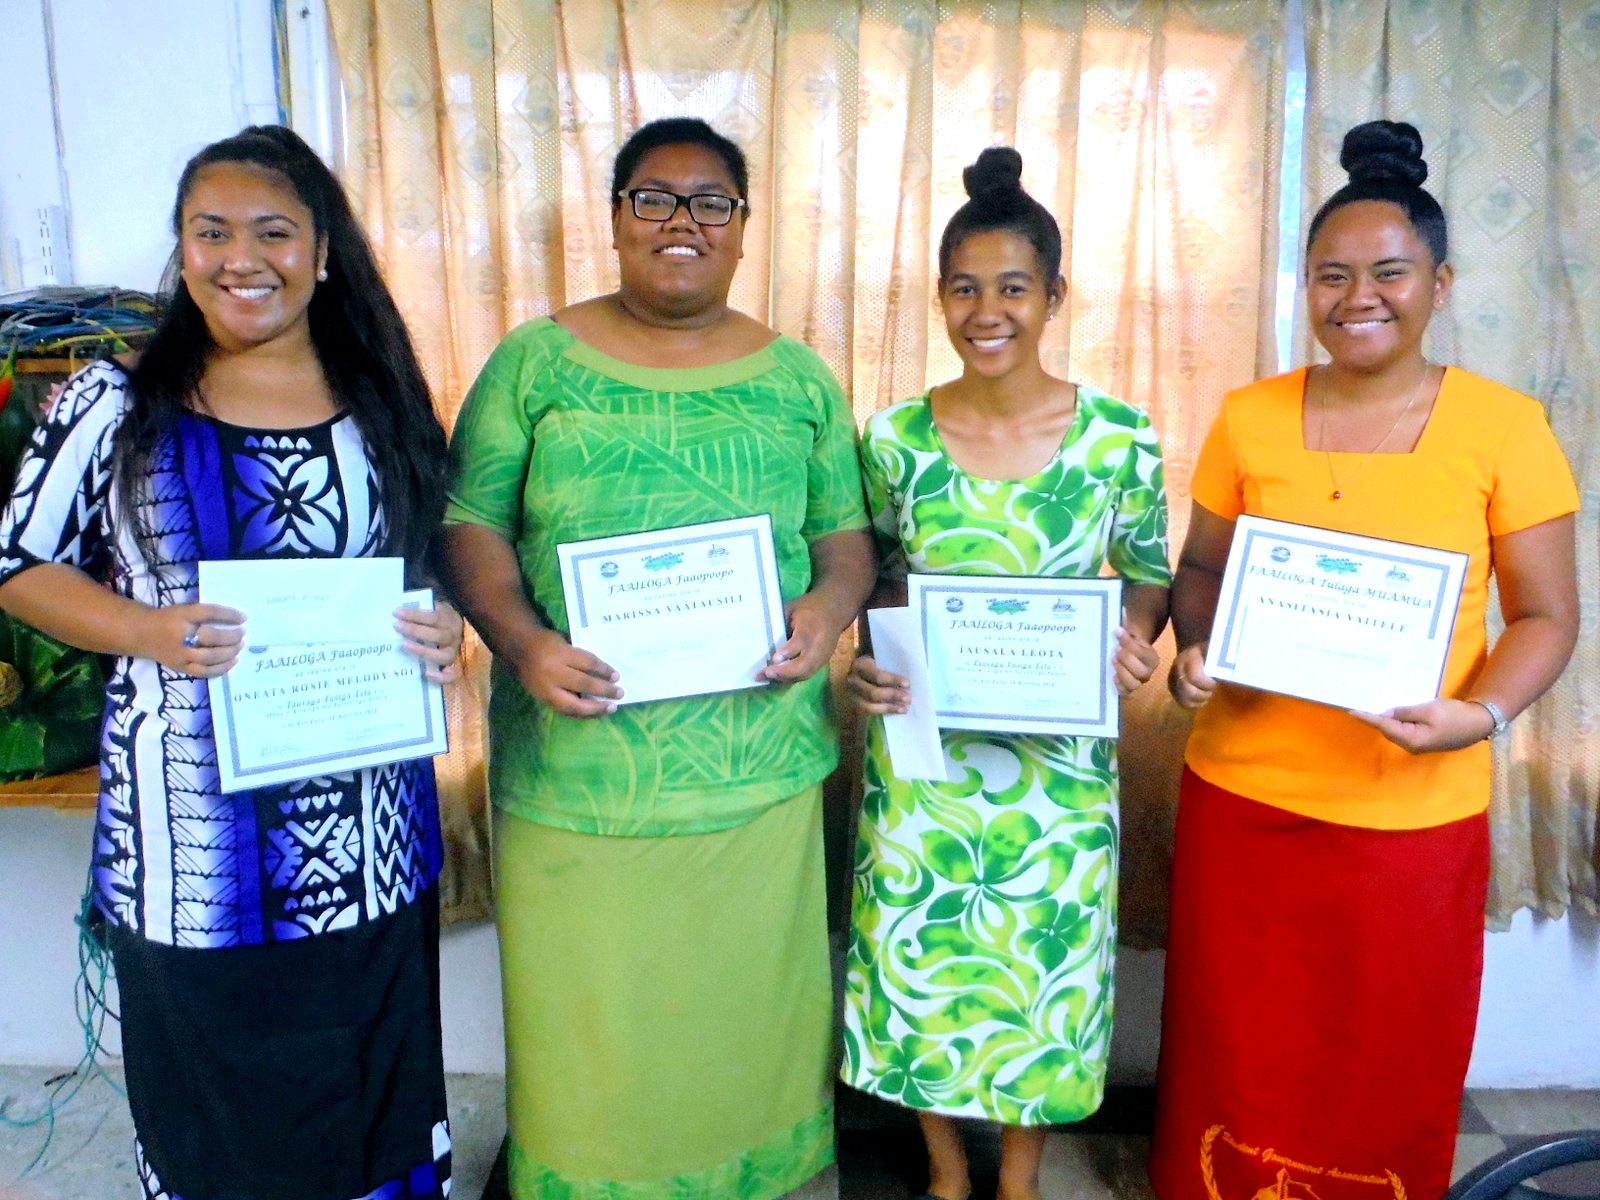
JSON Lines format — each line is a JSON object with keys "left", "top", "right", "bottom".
{"left": 605, "top": 703, "right": 618, "bottom": 713}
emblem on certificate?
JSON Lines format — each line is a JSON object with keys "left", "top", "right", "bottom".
{"left": 1205, "top": 515, "right": 1468, "bottom": 712}
{"left": 907, "top": 573, "right": 1123, "bottom": 738}
{"left": 200, "top": 558, "right": 450, "bottom": 794}
{"left": 558, "top": 514, "right": 787, "bottom": 706}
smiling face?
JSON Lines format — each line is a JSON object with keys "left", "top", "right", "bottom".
{"left": 939, "top": 228, "right": 1064, "bottom": 379}
{"left": 180, "top": 161, "right": 326, "bottom": 354}
{"left": 611, "top": 142, "right": 745, "bottom": 319}
{"left": 1306, "top": 199, "right": 1451, "bottom": 373}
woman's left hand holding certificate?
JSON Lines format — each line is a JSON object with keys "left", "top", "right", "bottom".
{"left": 394, "top": 602, "right": 466, "bottom": 684}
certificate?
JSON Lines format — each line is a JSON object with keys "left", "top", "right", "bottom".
{"left": 1205, "top": 515, "right": 1468, "bottom": 712}
{"left": 201, "top": 560, "right": 449, "bottom": 793}
{"left": 558, "top": 515, "right": 786, "bottom": 706}
{"left": 908, "top": 574, "right": 1123, "bottom": 738}
{"left": 198, "top": 557, "right": 405, "bottom": 645}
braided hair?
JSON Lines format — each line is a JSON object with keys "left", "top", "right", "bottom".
{"left": 938, "top": 146, "right": 1063, "bottom": 288}
{"left": 1306, "top": 120, "right": 1449, "bottom": 266}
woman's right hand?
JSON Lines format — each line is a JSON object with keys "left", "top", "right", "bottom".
{"left": 1168, "top": 642, "right": 1217, "bottom": 709}
{"left": 847, "top": 654, "right": 910, "bottom": 715}
{"left": 143, "top": 603, "right": 247, "bottom": 677}
{"left": 514, "top": 626, "right": 623, "bottom": 718}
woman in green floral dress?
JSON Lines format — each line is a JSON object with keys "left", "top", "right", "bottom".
{"left": 841, "top": 148, "right": 1171, "bottom": 1200}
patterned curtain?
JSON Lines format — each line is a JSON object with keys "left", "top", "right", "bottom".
{"left": 1302, "top": 0, "right": 1600, "bottom": 927}
{"left": 326, "top": 0, "right": 1289, "bottom": 944}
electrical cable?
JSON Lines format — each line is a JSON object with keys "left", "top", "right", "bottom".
{"left": 0, "top": 867, "right": 122, "bottom": 1178}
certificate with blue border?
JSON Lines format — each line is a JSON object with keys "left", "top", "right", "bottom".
{"left": 1205, "top": 515, "right": 1468, "bottom": 712}
{"left": 207, "top": 587, "right": 449, "bottom": 794}
{"left": 908, "top": 574, "right": 1122, "bottom": 738}
{"left": 558, "top": 514, "right": 786, "bottom": 706}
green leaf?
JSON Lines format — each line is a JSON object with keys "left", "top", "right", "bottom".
{"left": 0, "top": 717, "right": 47, "bottom": 780}
{"left": 980, "top": 809, "right": 1042, "bottom": 881}
{"left": 920, "top": 830, "right": 978, "bottom": 884}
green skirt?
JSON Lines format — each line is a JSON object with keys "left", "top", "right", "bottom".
{"left": 495, "top": 784, "right": 834, "bottom": 1200}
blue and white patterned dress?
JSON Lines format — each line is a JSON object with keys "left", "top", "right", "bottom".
{"left": 0, "top": 361, "right": 443, "bottom": 946}
{"left": 0, "top": 361, "right": 450, "bottom": 1200}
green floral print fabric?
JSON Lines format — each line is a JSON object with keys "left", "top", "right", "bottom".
{"left": 841, "top": 388, "right": 1170, "bottom": 1124}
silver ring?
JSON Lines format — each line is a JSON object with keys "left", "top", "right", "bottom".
{"left": 182, "top": 626, "right": 201, "bottom": 649}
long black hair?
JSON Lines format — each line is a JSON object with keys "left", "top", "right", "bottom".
{"left": 1306, "top": 120, "right": 1449, "bottom": 266}
{"left": 938, "top": 146, "right": 1063, "bottom": 288}
{"left": 120, "top": 125, "right": 446, "bottom": 580}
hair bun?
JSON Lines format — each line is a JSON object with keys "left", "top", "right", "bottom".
{"left": 1340, "top": 120, "right": 1428, "bottom": 188}
{"left": 963, "top": 146, "right": 1025, "bottom": 199}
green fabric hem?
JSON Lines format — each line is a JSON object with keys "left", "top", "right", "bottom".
{"left": 507, "top": 1102, "right": 834, "bottom": 1200}
{"left": 838, "top": 1070, "right": 1098, "bottom": 1127}
{"left": 561, "top": 336, "right": 783, "bottom": 392}
{"left": 490, "top": 755, "right": 837, "bottom": 838}
{"left": 440, "top": 506, "right": 514, "bottom": 537}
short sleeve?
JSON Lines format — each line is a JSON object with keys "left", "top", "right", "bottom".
{"left": 444, "top": 319, "right": 568, "bottom": 538}
{"left": 858, "top": 415, "right": 909, "bottom": 583}
{"left": 1487, "top": 402, "right": 1579, "bottom": 536}
{"left": 789, "top": 345, "right": 869, "bottom": 544}
{"left": 1189, "top": 402, "right": 1245, "bottom": 520}
{"left": 0, "top": 362, "right": 124, "bottom": 588}
{"left": 1107, "top": 410, "right": 1172, "bottom": 586}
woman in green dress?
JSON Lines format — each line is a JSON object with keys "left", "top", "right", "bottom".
{"left": 442, "top": 118, "right": 875, "bottom": 1200}
{"left": 840, "top": 148, "right": 1171, "bottom": 1200}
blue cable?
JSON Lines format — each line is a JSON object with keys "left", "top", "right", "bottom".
{"left": 0, "top": 867, "right": 122, "bottom": 1179}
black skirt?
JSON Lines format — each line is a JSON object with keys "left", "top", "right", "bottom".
{"left": 110, "top": 888, "right": 450, "bottom": 1200}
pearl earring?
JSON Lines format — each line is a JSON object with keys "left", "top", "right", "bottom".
{"left": 317, "top": 268, "right": 328, "bottom": 281}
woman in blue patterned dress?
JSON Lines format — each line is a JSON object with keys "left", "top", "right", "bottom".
{"left": 840, "top": 148, "right": 1171, "bottom": 1200}
{"left": 0, "top": 127, "right": 462, "bottom": 1199}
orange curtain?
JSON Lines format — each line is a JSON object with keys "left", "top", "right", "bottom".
{"left": 327, "top": 0, "right": 1288, "bottom": 943}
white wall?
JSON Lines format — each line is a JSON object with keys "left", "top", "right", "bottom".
{"left": 0, "top": 0, "right": 281, "bottom": 292}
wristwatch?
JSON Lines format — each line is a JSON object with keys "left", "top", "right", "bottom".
{"left": 1471, "top": 699, "right": 1510, "bottom": 739}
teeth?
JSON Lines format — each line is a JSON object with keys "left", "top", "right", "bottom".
{"left": 971, "top": 337, "right": 1010, "bottom": 349}
{"left": 1341, "top": 319, "right": 1386, "bottom": 329}
{"left": 658, "top": 246, "right": 699, "bottom": 256}
{"left": 227, "top": 286, "right": 272, "bottom": 299}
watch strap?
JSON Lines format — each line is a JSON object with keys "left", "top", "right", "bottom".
{"left": 1473, "top": 699, "right": 1509, "bottom": 738}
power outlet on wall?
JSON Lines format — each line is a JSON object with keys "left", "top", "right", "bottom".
{"left": 34, "top": 204, "right": 72, "bottom": 286}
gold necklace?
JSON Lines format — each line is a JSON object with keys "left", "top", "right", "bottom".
{"left": 1318, "top": 365, "right": 1432, "bottom": 500}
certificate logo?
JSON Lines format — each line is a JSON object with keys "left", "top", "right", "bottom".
{"left": 1270, "top": 545, "right": 1290, "bottom": 563}
{"left": 945, "top": 597, "right": 965, "bottom": 613}
{"left": 1051, "top": 598, "right": 1077, "bottom": 614}
{"left": 643, "top": 552, "right": 684, "bottom": 572}
{"left": 1385, "top": 565, "right": 1411, "bottom": 583}
{"left": 706, "top": 544, "right": 730, "bottom": 559}
{"left": 600, "top": 561, "right": 620, "bottom": 578}
{"left": 1314, "top": 554, "right": 1360, "bottom": 576}
{"left": 988, "top": 598, "right": 1028, "bottom": 615}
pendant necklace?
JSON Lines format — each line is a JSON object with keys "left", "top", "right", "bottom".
{"left": 1318, "top": 364, "right": 1431, "bottom": 500}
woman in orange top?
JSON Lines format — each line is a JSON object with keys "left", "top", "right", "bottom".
{"left": 1148, "top": 121, "right": 1579, "bottom": 1200}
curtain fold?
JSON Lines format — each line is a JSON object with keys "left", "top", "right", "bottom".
{"left": 327, "top": 0, "right": 1288, "bottom": 944}
{"left": 1302, "top": 0, "right": 1600, "bottom": 927}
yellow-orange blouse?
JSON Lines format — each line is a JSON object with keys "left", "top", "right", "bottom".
{"left": 1186, "top": 366, "right": 1578, "bottom": 830}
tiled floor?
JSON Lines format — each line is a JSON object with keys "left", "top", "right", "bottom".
{"left": 2, "top": 1066, "right": 1598, "bottom": 1200}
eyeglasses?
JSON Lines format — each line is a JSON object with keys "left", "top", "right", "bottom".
{"left": 620, "top": 189, "right": 747, "bottom": 226}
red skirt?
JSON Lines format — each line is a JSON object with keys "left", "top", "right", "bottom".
{"left": 1150, "top": 768, "right": 1488, "bottom": 1200}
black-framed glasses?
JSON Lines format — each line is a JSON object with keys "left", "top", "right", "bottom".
{"left": 620, "top": 188, "right": 747, "bottom": 226}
